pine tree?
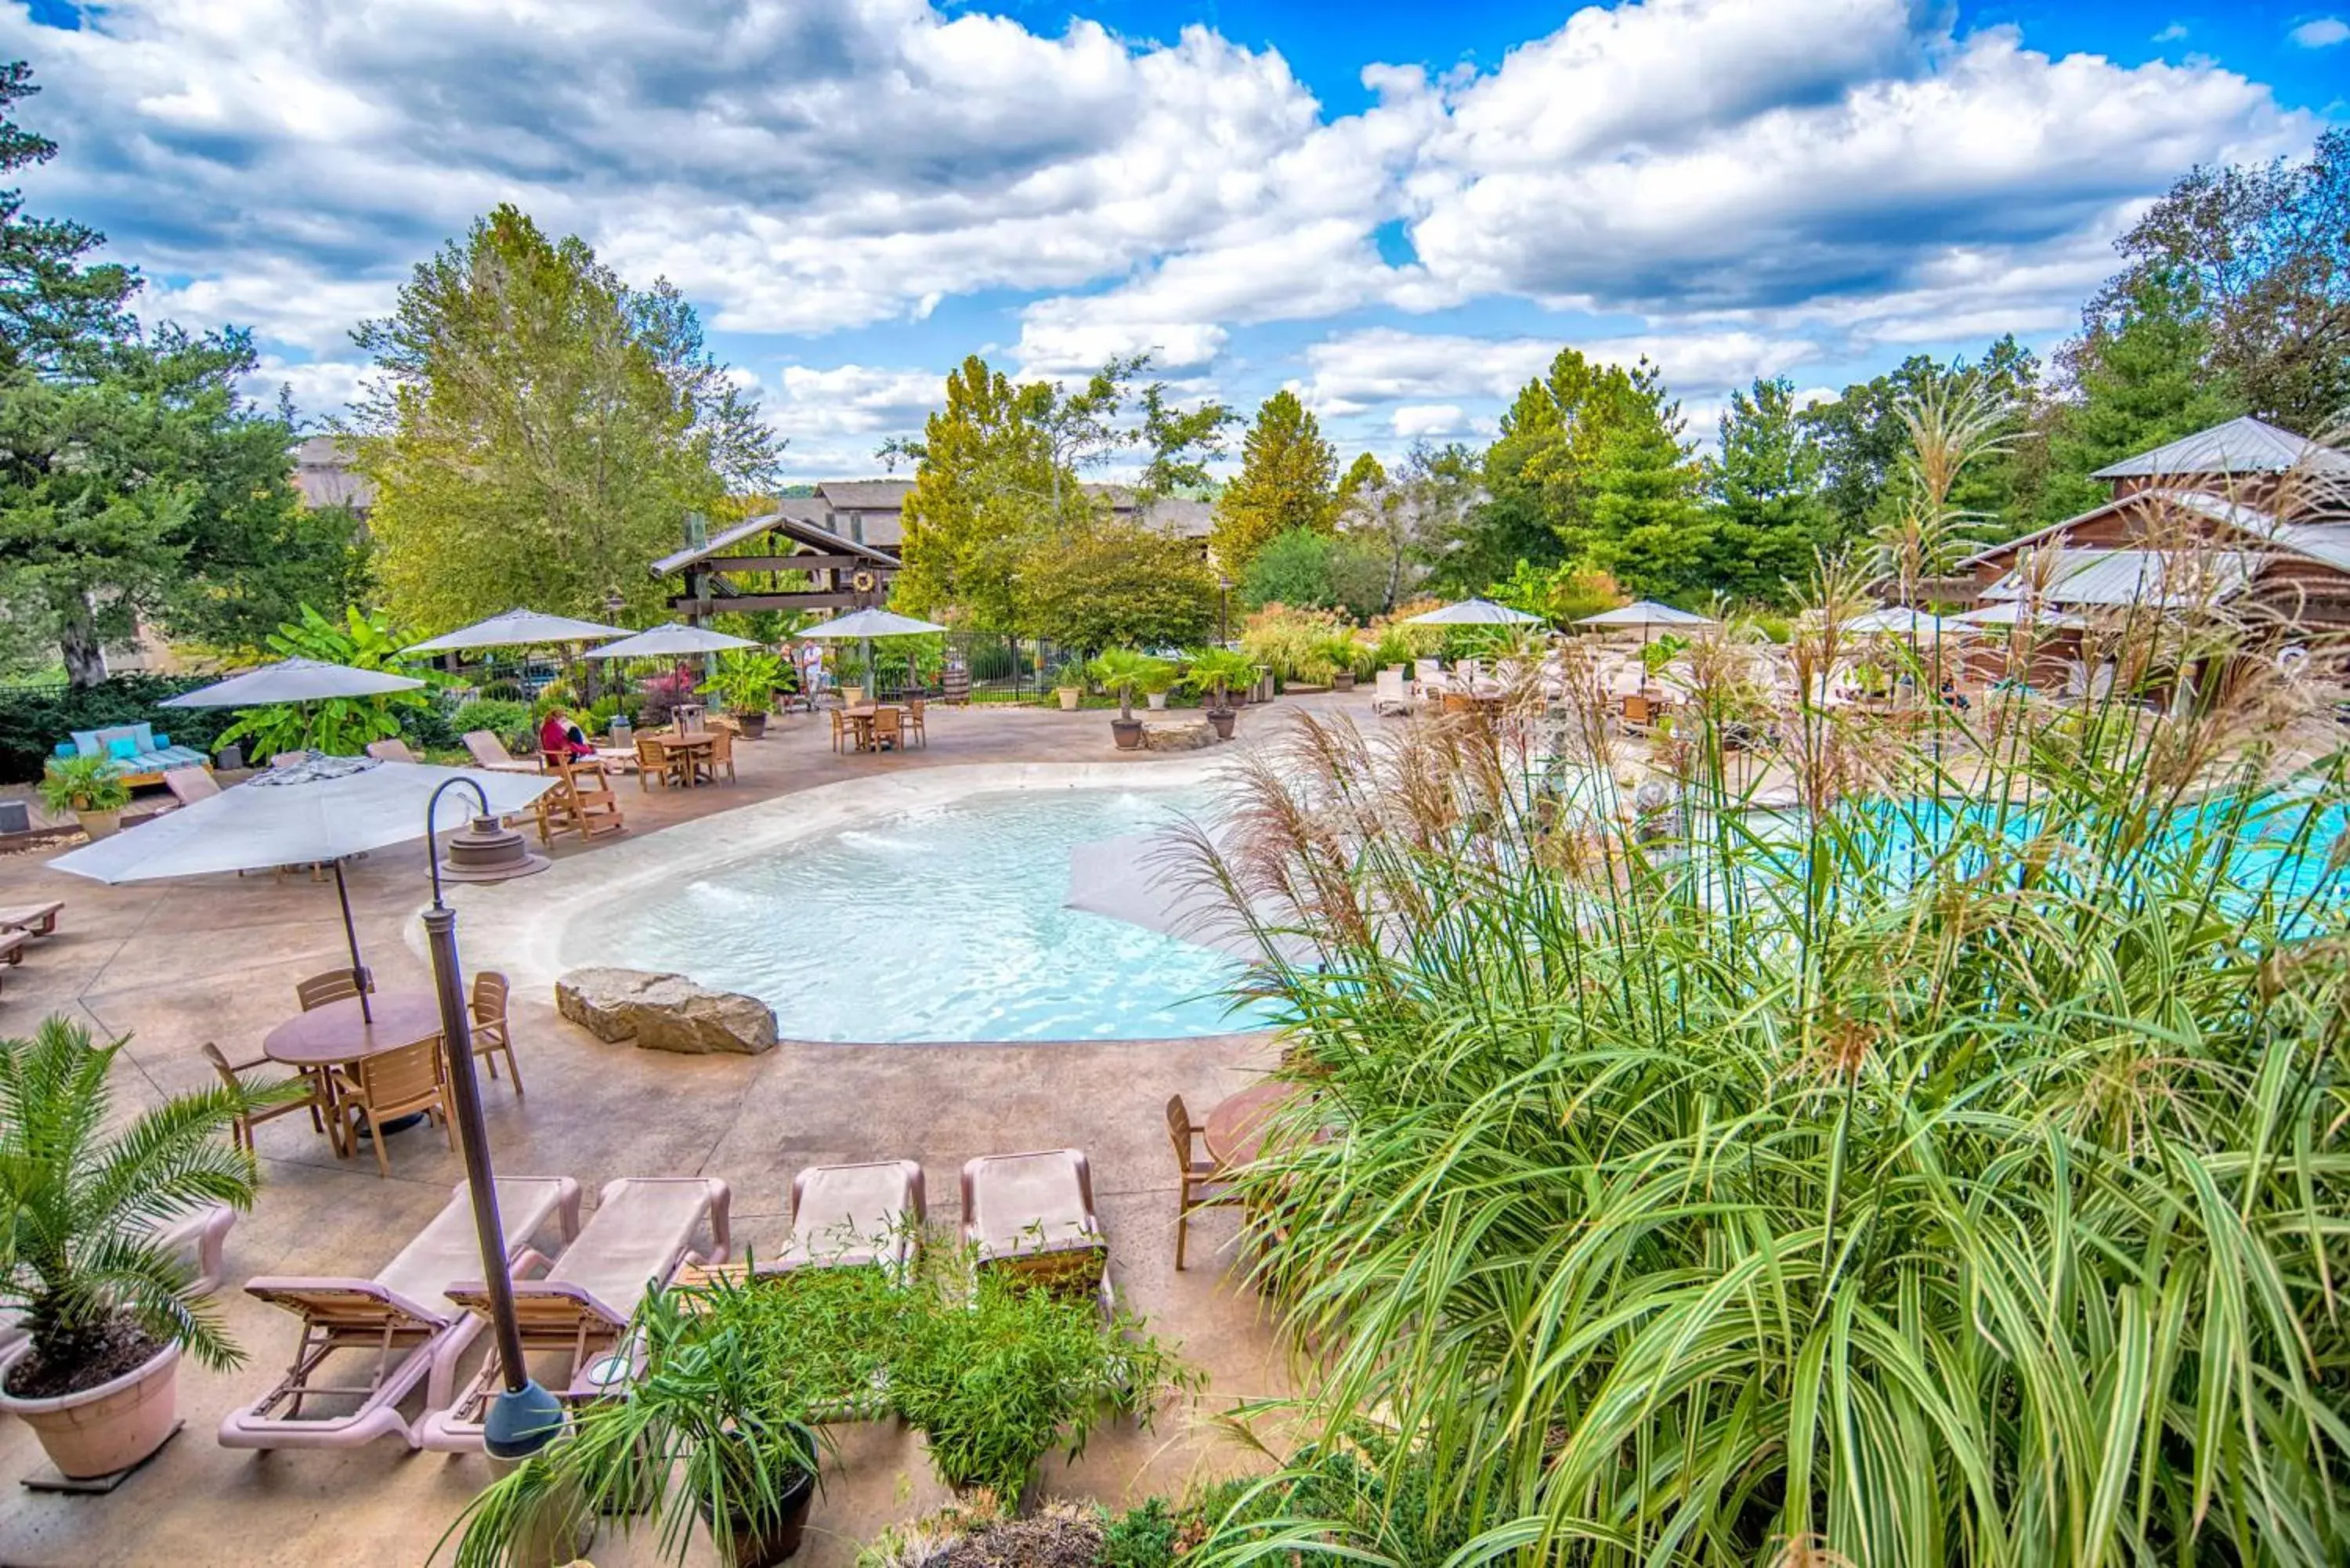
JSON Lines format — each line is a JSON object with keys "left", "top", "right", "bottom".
{"left": 0, "top": 62, "right": 136, "bottom": 375}
{"left": 1210, "top": 390, "right": 1336, "bottom": 573}
{"left": 1705, "top": 377, "right": 1830, "bottom": 604}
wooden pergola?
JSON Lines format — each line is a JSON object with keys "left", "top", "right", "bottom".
{"left": 651, "top": 508, "right": 902, "bottom": 622}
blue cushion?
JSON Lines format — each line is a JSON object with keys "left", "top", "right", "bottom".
{"left": 70, "top": 729, "right": 99, "bottom": 758}
{"left": 107, "top": 737, "right": 139, "bottom": 762}
{"left": 152, "top": 732, "right": 169, "bottom": 750}
{"left": 52, "top": 742, "right": 74, "bottom": 758}
{"left": 132, "top": 721, "right": 154, "bottom": 753}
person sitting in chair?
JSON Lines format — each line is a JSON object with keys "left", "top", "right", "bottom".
{"left": 538, "top": 706, "right": 595, "bottom": 763}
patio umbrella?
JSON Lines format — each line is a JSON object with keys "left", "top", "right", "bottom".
{"left": 1576, "top": 600, "right": 1716, "bottom": 640}
{"left": 1065, "top": 829, "right": 1316, "bottom": 965}
{"left": 793, "top": 609, "right": 949, "bottom": 699}
{"left": 1955, "top": 601, "right": 2082, "bottom": 629}
{"left": 1402, "top": 598, "right": 1542, "bottom": 627}
{"left": 1848, "top": 606, "right": 1975, "bottom": 638}
{"left": 580, "top": 623, "right": 760, "bottom": 660}
{"left": 159, "top": 657, "right": 425, "bottom": 707}
{"left": 47, "top": 755, "right": 552, "bottom": 1021}
{"left": 404, "top": 608, "right": 629, "bottom": 653}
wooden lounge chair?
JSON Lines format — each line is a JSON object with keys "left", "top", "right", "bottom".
{"left": 418, "top": 1176, "right": 730, "bottom": 1452}
{"left": 363, "top": 739, "right": 419, "bottom": 764}
{"left": 331, "top": 1039, "right": 454, "bottom": 1178}
{"left": 468, "top": 970, "right": 522, "bottom": 1092}
{"left": 961, "top": 1149, "right": 1111, "bottom": 1313}
{"left": 219, "top": 1177, "right": 582, "bottom": 1451}
{"left": 1165, "top": 1096, "right": 1241, "bottom": 1270}
{"left": 462, "top": 730, "right": 540, "bottom": 775}
{"left": 533, "top": 757, "right": 625, "bottom": 845}
{"left": 202, "top": 1041, "right": 329, "bottom": 1154}
{"left": 0, "top": 901, "right": 63, "bottom": 938}
{"left": 756, "top": 1160, "right": 925, "bottom": 1281}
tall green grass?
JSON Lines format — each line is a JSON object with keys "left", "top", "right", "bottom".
{"left": 1182, "top": 562, "right": 2350, "bottom": 1566}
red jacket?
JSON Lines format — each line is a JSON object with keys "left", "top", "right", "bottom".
{"left": 539, "top": 713, "right": 591, "bottom": 759}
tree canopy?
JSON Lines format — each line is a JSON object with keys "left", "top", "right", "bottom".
{"left": 1209, "top": 390, "right": 1336, "bottom": 572}
{"left": 350, "top": 204, "right": 779, "bottom": 634}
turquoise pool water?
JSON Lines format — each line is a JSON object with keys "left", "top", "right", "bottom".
{"left": 566, "top": 785, "right": 1267, "bottom": 1043}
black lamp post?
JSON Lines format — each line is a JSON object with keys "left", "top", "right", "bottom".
{"left": 1217, "top": 575, "right": 1233, "bottom": 648}
{"left": 422, "top": 776, "right": 561, "bottom": 1459}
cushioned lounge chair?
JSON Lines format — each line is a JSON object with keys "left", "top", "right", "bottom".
{"left": 53, "top": 722, "right": 209, "bottom": 788}
{"left": 755, "top": 1159, "right": 925, "bottom": 1281}
{"left": 1372, "top": 667, "right": 1412, "bottom": 717}
{"left": 462, "top": 730, "right": 540, "bottom": 775}
{"left": 219, "top": 1177, "right": 581, "bottom": 1452}
{"left": 363, "top": 738, "right": 418, "bottom": 764}
{"left": 960, "top": 1148, "right": 1111, "bottom": 1313}
{"left": 418, "top": 1176, "right": 730, "bottom": 1452}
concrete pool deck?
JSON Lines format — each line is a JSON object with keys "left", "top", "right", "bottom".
{"left": 0, "top": 695, "right": 1371, "bottom": 1567}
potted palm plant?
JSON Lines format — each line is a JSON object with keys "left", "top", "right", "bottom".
{"left": 0, "top": 1017, "right": 274, "bottom": 1479}
{"left": 1087, "top": 649, "right": 1158, "bottom": 750}
{"left": 39, "top": 755, "right": 133, "bottom": 840}
{"left": 1182, "top": 647, "right": 1257, "bottom": 741}
{"left": 1137, "top": 656, "right": 1181, "bottom": 711}
{"left": 450, "top": 1277, "right": 825, "bottom": 1568}
{"left": 700, "top": 650, "right": 789, "bottom": 740}
{"left": 1050, "top": 658, "right": 1087, "bottom": 712}
{"left": 1317, "top": 634, "right": 1366, "bottom": 692}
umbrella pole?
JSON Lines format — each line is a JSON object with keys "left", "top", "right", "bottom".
{"left": 333, "top": 859, "right": 373, "bottom": 1024}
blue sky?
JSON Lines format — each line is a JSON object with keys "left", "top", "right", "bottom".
{"left": 4, "top": 1, "right": 2343, "bottom": 478}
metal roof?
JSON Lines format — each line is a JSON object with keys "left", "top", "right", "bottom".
{"left": 649, "top": 508, "right": 898, "bottom": 577}
{"left": 2090, "top": 416, "right": 2350, "bottom": 479}
{"left": 1954, "top": 488, "right": 2281, "bottom": 569}
{"left": 1980, "top": 547, "right": 2260, "bottom": 607}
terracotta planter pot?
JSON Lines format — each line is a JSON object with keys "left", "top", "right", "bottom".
{"left": 1055, "top": 687, "right": 1083, "bottom": 711}
{"left": 1208, "top": 709, "right": 1237, "bottom": 740}
{"left": 842, "top": 686, "right": 866, "bottom": 708}
{"left": 1332, "top": 672, "right": 1357, "bottom": 692}
{"left": 735, "top": 711, "right": 769, "bottom": 740}
{"left": 0, "top": 1341, "right": 179, "bottom": 1479}
{"left": 1110, "top": 717, "right": 1145, "bottom": 750}
{"left": 74, "top": 808, "right": 123, "bottom": 840}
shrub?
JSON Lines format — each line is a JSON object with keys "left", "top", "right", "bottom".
{"left": 449, "top": 698, "right": 531, "bottom": 751}
{"left": 1238, "top": 602, "right": 1347, "bottom": 682}
{"left": 0, "top": 675, "right": 240, "bottom": 784}
{"left": 633, "top": 664, "right": 699, "bottom": 726}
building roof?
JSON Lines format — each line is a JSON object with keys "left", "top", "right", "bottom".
{"left": 291, "top": 434, "right": 374, "bottom": 511}
{"left": 1981, "top": 547, "right": 2260, "bottom": 608}
{"left": 1954, "top": 488, "right": 2281, "bottom": 570}
{"left": 814, "top": 479, "right": 916, "bottom": 510}
{"left": 649, "top": 508, "right": 898, "bottom": 577}
{"left": 2089, "top": 416, "right": 2350, "bottom": 480}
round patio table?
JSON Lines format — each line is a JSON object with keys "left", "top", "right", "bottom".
{"left": 1202, "top": 1082, "right": 1295, "bottom": 1169}
{"left": 262, "top": 991, "right": 445, "bottom": 1068}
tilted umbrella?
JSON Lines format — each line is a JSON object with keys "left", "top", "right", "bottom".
{"left": 1403, "top": 598, "right": 1543, "bottom": 627}
{"left": 159, "top": 657, "right": 425, "bottom": 707}
{"left": 580, "top": 623, "right": 761, "bottom": 660}
{"left": 47, "top": 756, "right": 552, "bottom": 1021}
{"left": 1849, "top": 606, "right": 1976, "bottom": 638}
{"left": 793, "top": 609, "right": 949, "bottom": 699}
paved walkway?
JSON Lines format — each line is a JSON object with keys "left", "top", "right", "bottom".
{"left": 0, "top": 695, "right": 1367, "bottom": 1567}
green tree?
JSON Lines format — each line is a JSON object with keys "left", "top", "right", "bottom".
{"left": 1428, "top": 441, "right": 1557, "bottom": 595}
{"left": 892, "top": 354, "right": 1061, "bottom": 632}
{"left": 2036, "top": 268, "right": 2247, "bottom": 522}
{"left": 1209, "top": 390, "right": 1336, "bottom": 572}
{"left": 0, "top": 63, "right": 136, "bottom": 375}
{"left": 1801, "top": 338, "right": 2042, "bottom": 542}
{"left": 1704, "top": 376, "right": 1830, "bottom": 603}
{"left": 350, "top": 204, "right": 779, "bottom": 634}
{"left": 2092, "top": 129, "right": 2348, "bottom": 432}
{"left": 1016, "top": 516, "right": 1214, "bottom": 652}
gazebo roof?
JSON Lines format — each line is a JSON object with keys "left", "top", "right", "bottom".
{"left": 2089, "top": 416, "right": 2350, "bottom": 480}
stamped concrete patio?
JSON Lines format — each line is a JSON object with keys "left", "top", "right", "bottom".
{"left": 0, "top": 696, "right": 1367, "bottom": 1568}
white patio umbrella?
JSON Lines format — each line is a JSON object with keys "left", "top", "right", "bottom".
{"left": 1402, "top": 598, "right": 1542, "bottom": 627}
{"left": 159, "top": 657, "right": 425, "bottom": 707}
{"left": 1065, "top": 828, "right": 1316, "bottom": 966}
{"left": 793, "top": 609, "right": 949, "bottom": 699}
{"left": 48, "top": 755, "right": 552, "bottom": 1021}
{"left": 404, "top": 608, "right": 629, "bottom": 653}
{"left": 580, "top": 623, "right": 760, "bottom": 660}
{"left": 1849, "top": 606, "right": 1975, "bottom": 638}
{"left": 1576, "top": 600, "right": 1716, "bottom": 640}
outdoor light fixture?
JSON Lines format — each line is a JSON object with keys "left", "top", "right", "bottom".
{"left": 435, "top": 814, "right": 548, "bottom": 883}
{"left": 422, "top": 777, "right": 562, "bottom": 1459}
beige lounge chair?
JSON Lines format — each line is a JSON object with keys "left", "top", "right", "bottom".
{"left": 961, "top": 1148, "right": 1111, "bottom": 1313}
{"left": 364, "top": 738, "right": 418, "bottom": 764}
{"left": 0, "top": 901, "right": 63, "bottom": 938}
{"left": 462, "top": 731, "right": 540, "bottom": 775}
{"left": 1372, "top": 667, "right": 1412, "bottom": 717}
{"left": 0, "top": 927, "right": 24, "bottom": 975}
{"left": 219, "top": 1177, "right": 582, "bottom": 1451}
{"left": 756, "top": 1160, "right": 925, "bottom": 1280}
{"left": 164, "top": 766, "right": 219, "bottom": 805}
{"left": 418, "top": 1176, "right": 730, "bottom": 1452}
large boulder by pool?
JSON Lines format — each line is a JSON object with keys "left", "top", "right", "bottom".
{"left": 1141, "top": 718, "right": 1215, "bottom": 752}
{"left": 555, "top": 966, "right": 778, "bottom": 1055}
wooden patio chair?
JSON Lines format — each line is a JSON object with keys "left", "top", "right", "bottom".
{"left": 828, "top": 709, "right": 848, "bottom": 753}
{"left": 1165, "top": 1095, "right": 1241, "bottom": 1270}
{"left": 203, "top": 1041, "right": 330, "bottom": 1154}
{"left": 869, "top": 706, "right": 906, "bottom": 752}
{"left": 633, "top": 733, "right": 675, "bottom": 791}
{"left": 468, "top": 970, "right": 522, "bottom": 1093}
{"left": 363, "top": 739, "right": 418, "bottom": 764}
{"left": 704, "top": 725, "right": 736, "bottom": 784}
{"left": 296, "top": 967, "right": 375, "bottom": 1011}
{"left": 331, "top": 1039, "right": 454, "bottom": 1179}
{"left": 904, "top": 698, "right": 927, "bottom": 749}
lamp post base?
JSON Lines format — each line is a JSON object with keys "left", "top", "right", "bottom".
{"left": 483, "top": 1379, "right": 565, "bottom": 1461}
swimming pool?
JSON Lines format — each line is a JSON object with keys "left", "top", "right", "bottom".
{"left": 557, "top": 782, "right": 1267, "bottom": 1042}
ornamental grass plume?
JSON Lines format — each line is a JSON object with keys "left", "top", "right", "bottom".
{"left": 1180, "top": 471, "right": 2350, "bottom": 1564}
